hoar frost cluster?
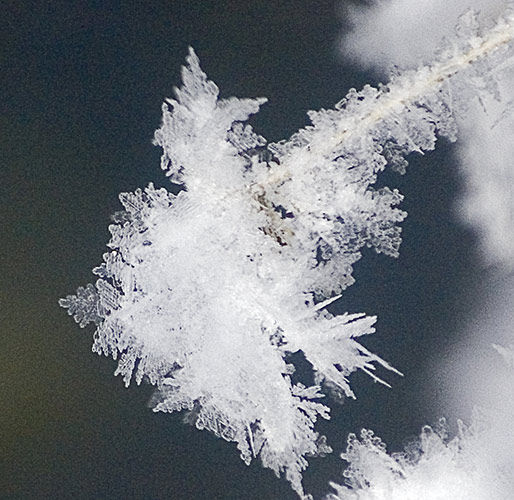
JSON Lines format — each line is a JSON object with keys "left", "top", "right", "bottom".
{"left": 60, "top": 7, "right": 514, "bottom": 498}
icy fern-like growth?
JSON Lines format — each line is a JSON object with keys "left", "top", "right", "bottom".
{"left": 60, "top": 9, "right": 514, "bottom": 498}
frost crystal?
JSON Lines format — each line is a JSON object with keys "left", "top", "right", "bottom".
{"left": 60, "top": 10, "right": 514, "bottom": 497}
{"left": 328, "top": 424, "right": 455, "bottom": 499}
{"left": 327, "top": 413, "right": 514, "bottom": 500}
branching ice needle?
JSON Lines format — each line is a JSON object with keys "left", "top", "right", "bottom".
{"left": 312, "top": 294, "right": 342, "bottom": 312}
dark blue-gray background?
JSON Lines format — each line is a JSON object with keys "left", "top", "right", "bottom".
{"left": 2, "top": 1, "right": 484, "bottom": 499}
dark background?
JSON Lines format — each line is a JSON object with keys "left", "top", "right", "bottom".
{"left": 2, "top": 1, "right": 486, "bottom": 499}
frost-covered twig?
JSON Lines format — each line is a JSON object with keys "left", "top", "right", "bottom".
{"left": 60, "top": 7, "right": 514, "bottom": 498}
